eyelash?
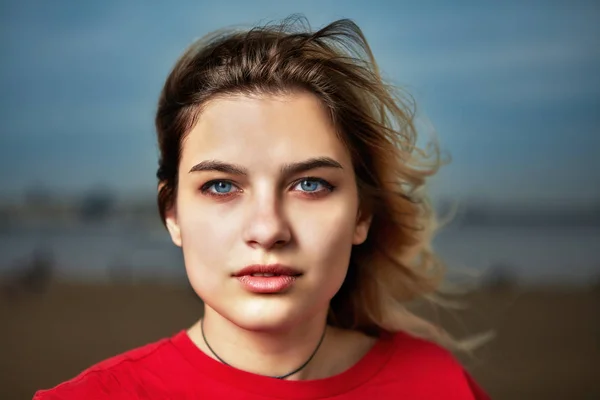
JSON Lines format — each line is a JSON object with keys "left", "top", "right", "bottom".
{"left": 199, "top": 177, "right": 335, "bottom": 199}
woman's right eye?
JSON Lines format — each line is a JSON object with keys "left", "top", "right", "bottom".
{"left": 201, "top": 180, "right": 239, "bottom": 196}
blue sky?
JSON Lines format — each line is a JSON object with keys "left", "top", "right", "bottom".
{"left": 1, "top": 0, "right": 599, "bottom": 203}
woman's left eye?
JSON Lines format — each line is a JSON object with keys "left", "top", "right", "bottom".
{"left": 292, "top": 178, "right": 333, "bottom": 193}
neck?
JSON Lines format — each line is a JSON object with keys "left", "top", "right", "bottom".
{"left": 189, "top": 306, "right": 333, "bottom": 380}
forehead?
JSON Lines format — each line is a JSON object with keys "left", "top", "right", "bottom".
{"left": 181, "top": 92, "right": 351, "bottom": 168}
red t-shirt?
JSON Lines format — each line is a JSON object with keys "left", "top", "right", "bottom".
{"left": 33, "top": 330, "right": 490, "bottom": 399}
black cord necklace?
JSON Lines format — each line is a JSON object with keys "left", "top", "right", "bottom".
{"left": 200, "top": 318, "right": 327, "bottom": 380}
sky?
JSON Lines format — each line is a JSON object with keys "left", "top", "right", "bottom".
{"left": 1, "top": 0, "right": 599, "bottom": 203}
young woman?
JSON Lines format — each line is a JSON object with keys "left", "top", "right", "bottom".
{"left": 34, "top": 17, "right": 490, "bottom": 399}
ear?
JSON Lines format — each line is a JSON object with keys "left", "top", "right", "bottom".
{"left": 352, "top": 208, "right": 372, "bottom": 245}
{"left": 160, "top": 183, "right": 182, "bottom": 247}
{"left": 165, "top": 204, "right": 182, "bottom": 247}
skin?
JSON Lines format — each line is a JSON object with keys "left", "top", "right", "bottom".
{"left": 164, "top": 91, "right": 374, "bottom": 380}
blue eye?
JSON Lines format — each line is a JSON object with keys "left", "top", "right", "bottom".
{"left": 298, "top": 179, "right": 322, "bottom": 192}
{"left": 201, "top": 180, "right": 236, "bottom": 195}
{"left": 211, "top": 181, "right": 233, "bottom": 193}
{"left": 294, "top": 178, "right": 333, "bottom": 193}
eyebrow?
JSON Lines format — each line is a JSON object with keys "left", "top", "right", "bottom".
{"left": 188, "top": 157, "right": 343, "bottom": 176}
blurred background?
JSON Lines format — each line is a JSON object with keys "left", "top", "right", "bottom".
{"left": 1, "top": 1, "right": 599, "bottom": 399}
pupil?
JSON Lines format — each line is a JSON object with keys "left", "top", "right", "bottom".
{"left": 216, "top": 182, "right": 230, "bottom": 192}
{"left": 302, "top": 180, "right": 317, "bottom": 191}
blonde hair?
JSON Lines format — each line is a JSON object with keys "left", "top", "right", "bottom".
{"left": 155, "top": 15, "right": 485, "bottom": 350}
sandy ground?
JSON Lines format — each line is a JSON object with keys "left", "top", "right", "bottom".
{"left": 1, "top": 283, "right": 598, "bottom": 400}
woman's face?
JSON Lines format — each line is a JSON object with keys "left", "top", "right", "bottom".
{"left": 165, "top": 91, "right": 371, "bottom": 331}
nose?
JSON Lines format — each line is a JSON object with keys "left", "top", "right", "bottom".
{"left": 242, "top": 191, "right": 291, "bottom": 250}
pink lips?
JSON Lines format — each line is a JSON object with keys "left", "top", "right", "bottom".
{"left": 233, "top": 264, "right": 301, "bottom": 294}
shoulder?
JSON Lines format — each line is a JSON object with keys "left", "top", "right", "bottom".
{"left": 388, "top": 330, "right": 458, "bottom": 366}
{"left": 32, "top": 332, "right": 184, "bottom": 400}
{"left": 378, "top": 331, "right": 490, "bottom": 399}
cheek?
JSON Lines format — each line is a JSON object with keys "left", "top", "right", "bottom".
{"left": 294, "top": 200, "right": 357, "bottom": 275}
{"left": 177, "top": 200, "right": 240, "bottom": 292}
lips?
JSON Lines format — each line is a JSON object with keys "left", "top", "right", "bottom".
{"left": 233, "top": 264, "right": 302, "bottom": 278}
{"left": 233, "top": 264, "right": 302, "bottom": 293}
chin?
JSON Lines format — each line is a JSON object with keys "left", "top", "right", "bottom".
{"left": 219, "top": 295, "right": 321, "bottom": 333}
{"left": 238, "top": 300, "right": 306, "bottom": 331}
